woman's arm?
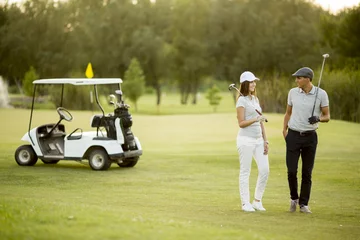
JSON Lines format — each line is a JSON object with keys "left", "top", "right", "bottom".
{"left": 260, "top": 122, "right": 269, "bottom": 155}
{"left": 237, "top": 107, "right": 259, "bottom": 128}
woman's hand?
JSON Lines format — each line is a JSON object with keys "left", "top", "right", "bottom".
{"left": 256, "top": 115, "right": 267, "bottom": 123}
{"left": 263, "top": 141, "right": 269, "bottom": 155}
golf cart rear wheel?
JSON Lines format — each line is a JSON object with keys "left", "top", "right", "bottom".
{"left": 118, "top": 157, "right": 139, "bottom": 168}
{"left": 88, "top": 149, "right": 111, "bottom": 171}
{"left": 15, "top": 145, "right": 38, "bottom": 166}
{"left": 41, "top": 159, "right": 60, "bottom": 164}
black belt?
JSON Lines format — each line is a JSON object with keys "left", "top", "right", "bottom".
{"left": 289, "top": 128, "right": 316, "bottom": 136}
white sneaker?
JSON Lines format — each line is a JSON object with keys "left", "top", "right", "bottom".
{"left": 252, "top": 200, "right": 266, "bottom": 211}
{"left": 289, "top": 199, "right": 298, "bottom": 212}
{"left": 300, "top": 205, "right": 312, "bottom": 214}
{"left": 242, "top": 203, "right": 255, "bottom": 212}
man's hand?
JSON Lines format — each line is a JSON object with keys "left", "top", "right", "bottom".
{"left": 283, "top": 129, "right": 288, "bottom": 139}
{"left": 308, "top": 116, "right": 320, "bottom": 124}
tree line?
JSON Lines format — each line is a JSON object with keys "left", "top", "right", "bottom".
{"left": 0, "top": 0, "right": 359, "bottom": 121}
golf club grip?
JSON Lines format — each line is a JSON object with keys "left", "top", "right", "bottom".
{"left": 255, "top": 110, "right": 268, "bottom": 122}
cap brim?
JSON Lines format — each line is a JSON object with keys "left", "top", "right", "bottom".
{"left": 240, "top": 78, "right": 260, "bottom": 83}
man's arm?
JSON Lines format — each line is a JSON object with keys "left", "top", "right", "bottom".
{"left": 320, "top": 106, "right": 330, "bottom": 123}
{"left": 283, "top": 105, "right": 292, "bottom": 138}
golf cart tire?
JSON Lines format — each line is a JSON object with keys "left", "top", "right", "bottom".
{"left": 41, "top": 159, "right": 60, "bottom": 164}
{"left": 15, "top": 145, "right": 38, "bottom": 166}
{"left": 118, "top": 157, "right": 139, "bottom": 168}
{"left": 88, "top": 148, "right": 111, "bottom": 171}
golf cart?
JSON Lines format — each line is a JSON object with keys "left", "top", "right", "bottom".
{"left": 14, "top": 78, "right": 142, "bottom": 171}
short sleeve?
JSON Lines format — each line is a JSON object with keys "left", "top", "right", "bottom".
{"left": 236, "top": 96, "right": 246, "bottom": 108}
{"left": 287, "top": 89, "right": 293, "bottom": 106}
{"left": 320, "top": 89, "right": 329, "bottom": 107}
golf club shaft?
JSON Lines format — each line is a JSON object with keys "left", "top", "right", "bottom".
{"left": 311, "top": 55, "right": 328, "bottom": 116}
{"left": 229, "top": 85, "right": 268, "bottom": 122}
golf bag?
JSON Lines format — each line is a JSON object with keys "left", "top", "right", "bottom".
{"left": 114, "top": 106, "right": 136, "bottom": 151}
{"left": 91, "top": 106, "right": 136, "bottom": 151}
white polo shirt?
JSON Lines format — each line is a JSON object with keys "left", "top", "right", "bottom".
{"left": 236, "top": 95, "right": 262, "bottom": 138}
{"left": 287, "top": 86, "right": 329, "bottom": 132}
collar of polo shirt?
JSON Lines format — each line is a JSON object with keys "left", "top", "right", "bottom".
{"left": 298, "top": 86, "right": 316, "bottom": 95}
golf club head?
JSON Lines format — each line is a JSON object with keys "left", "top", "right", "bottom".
{"left": 228, "top": 83, "right": 236, "bottom": 91}
{"left": 322, "top": 53, "right": 330, "bottom": 58}
{"left": 115, "top": 90, "right": 123, "bottom": 96}
{"left": 109, "top": 94, "right": 116, "bottom": 102}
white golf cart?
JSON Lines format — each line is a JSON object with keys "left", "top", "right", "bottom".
{"left": 14, "top": 78, "right": 142, "bottom": 171}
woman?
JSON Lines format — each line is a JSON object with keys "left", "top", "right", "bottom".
{"left": 236, "top": 71, "right": 269, "bottom": 212}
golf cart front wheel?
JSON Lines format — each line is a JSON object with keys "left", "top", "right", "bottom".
{"left": 15, "top": 145, "right": 38, "bottom": 166}
{"left": 118, "top": 157, "right": 139, "bottom": 168}
{"left": 88, "top": 149, "right": 111, "bottom": 171}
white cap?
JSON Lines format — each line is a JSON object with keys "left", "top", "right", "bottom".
{"left": 239, "top": 71, "right": 260, "bottom": 83}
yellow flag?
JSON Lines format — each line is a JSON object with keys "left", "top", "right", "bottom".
{"left": 85, "top": 63, "right": 94, "bottom": 78}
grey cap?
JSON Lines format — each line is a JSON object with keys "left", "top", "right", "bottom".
{"left": 292, "top": 67, "right": 314, "bottom": 79}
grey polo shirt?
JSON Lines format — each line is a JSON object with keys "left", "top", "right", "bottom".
{"left": 287, "top": 86, "right": 329, "bottom": 132}
{"left": 236, "top": 96, "right": 262, "bottom": 138}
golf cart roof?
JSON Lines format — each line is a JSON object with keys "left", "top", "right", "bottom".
{"left": 33, "top": 78, "right": 122, "bottom": 85}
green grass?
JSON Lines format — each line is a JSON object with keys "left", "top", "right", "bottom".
{"left": 86, "top": 91, "right": 237, "bottom": 115}
{"left": 0, "top": 105, "right": 360, "bottom": 240}
{"left": 9, "top": 91, "right": 237, "bottom": 114}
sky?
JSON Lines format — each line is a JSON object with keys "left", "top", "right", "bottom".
{"left": 2, "top": 0, "right": 360, "bottom": 14}
{"left": 313, "top": 0, "right": 360, "bottom": 13}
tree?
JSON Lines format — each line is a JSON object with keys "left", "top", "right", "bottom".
{"left": 22, "top": 66, "right": 39, "bottom": 96}
{"left": 322, "top": 5, "right": 360, "bottom": 69}
{"left": 170, "top": 0, "right": 211, "bottom": 104}
{"left": 127, "top": 26, "right": 167, "bottom": 106}
{"left": 205, "top": 84, "right": 222, "bottom": 112}
{"left": 122, "top": 58, "right": 146, "bottom": 112}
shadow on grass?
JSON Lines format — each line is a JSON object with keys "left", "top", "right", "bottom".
{"left": 29, "top": 161, "right": 137, "bottom": 172}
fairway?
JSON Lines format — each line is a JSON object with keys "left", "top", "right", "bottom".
{"left": 0, "top": 108, "right": 359, "bottom": 240}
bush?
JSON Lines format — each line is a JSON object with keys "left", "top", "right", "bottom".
{"left": 123, "top": 58, "right": 146, "bottom": 111}
{"left": 321, "top": 70, "right": 360, "bottom": 122}
{"left": 22, "top": 67, "right": 39, "bottom": 96}
{"left": 205, "top": 84, "right": 222, "bottom": 112}
{"left": 48, "top": 85, "right": 94, "bottom": 111}
{"left": 256, "top": 69, "right": 360, "bottom": 123}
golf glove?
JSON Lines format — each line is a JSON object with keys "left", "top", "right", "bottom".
{"left": 308, "top": 116, "right": 320, "bottom": 124}
{"left": 256, "top": 115, "right": 267, "bottom": 123}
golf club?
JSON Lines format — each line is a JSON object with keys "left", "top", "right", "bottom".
{"left": 311, "top": 53, "right": 330, "bottom": 116}
{"left": 228, "top": 83, "right": 268, "bottom": 122}
{"left": 109, "top": 94, "right": 117, "bottom": 109}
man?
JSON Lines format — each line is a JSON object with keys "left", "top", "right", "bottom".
{"left": 283, "top": 67, "right": 330, "bottom": 213}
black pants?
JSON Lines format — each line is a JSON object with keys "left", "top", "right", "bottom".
{"left": 286, "top": 129, "right": 318, "bottom": 206}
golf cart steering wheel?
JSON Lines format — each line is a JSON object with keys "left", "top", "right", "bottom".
{"left": 57, "top": 107, "right": 73, "bottom": 122}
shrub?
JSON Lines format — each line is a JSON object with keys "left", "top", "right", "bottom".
{"left": 205, "top": 84, "right": 222, "bottom": 112}
{"left": 22, "top": 66, "right": 39, "bottom": 96}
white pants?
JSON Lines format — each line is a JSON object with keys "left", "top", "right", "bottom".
{"left": 237, "top": 136, "right": 269, "bottom": 205}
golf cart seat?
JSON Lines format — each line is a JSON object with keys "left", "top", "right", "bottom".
{"left": 91, "top": 114, "right": 107, "bottom": 128}
{"left": 91, "top": 114, "right": 116, "bottom": 139}
{"left": 37, "top": 124, "right": 66, "bottom": 138}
